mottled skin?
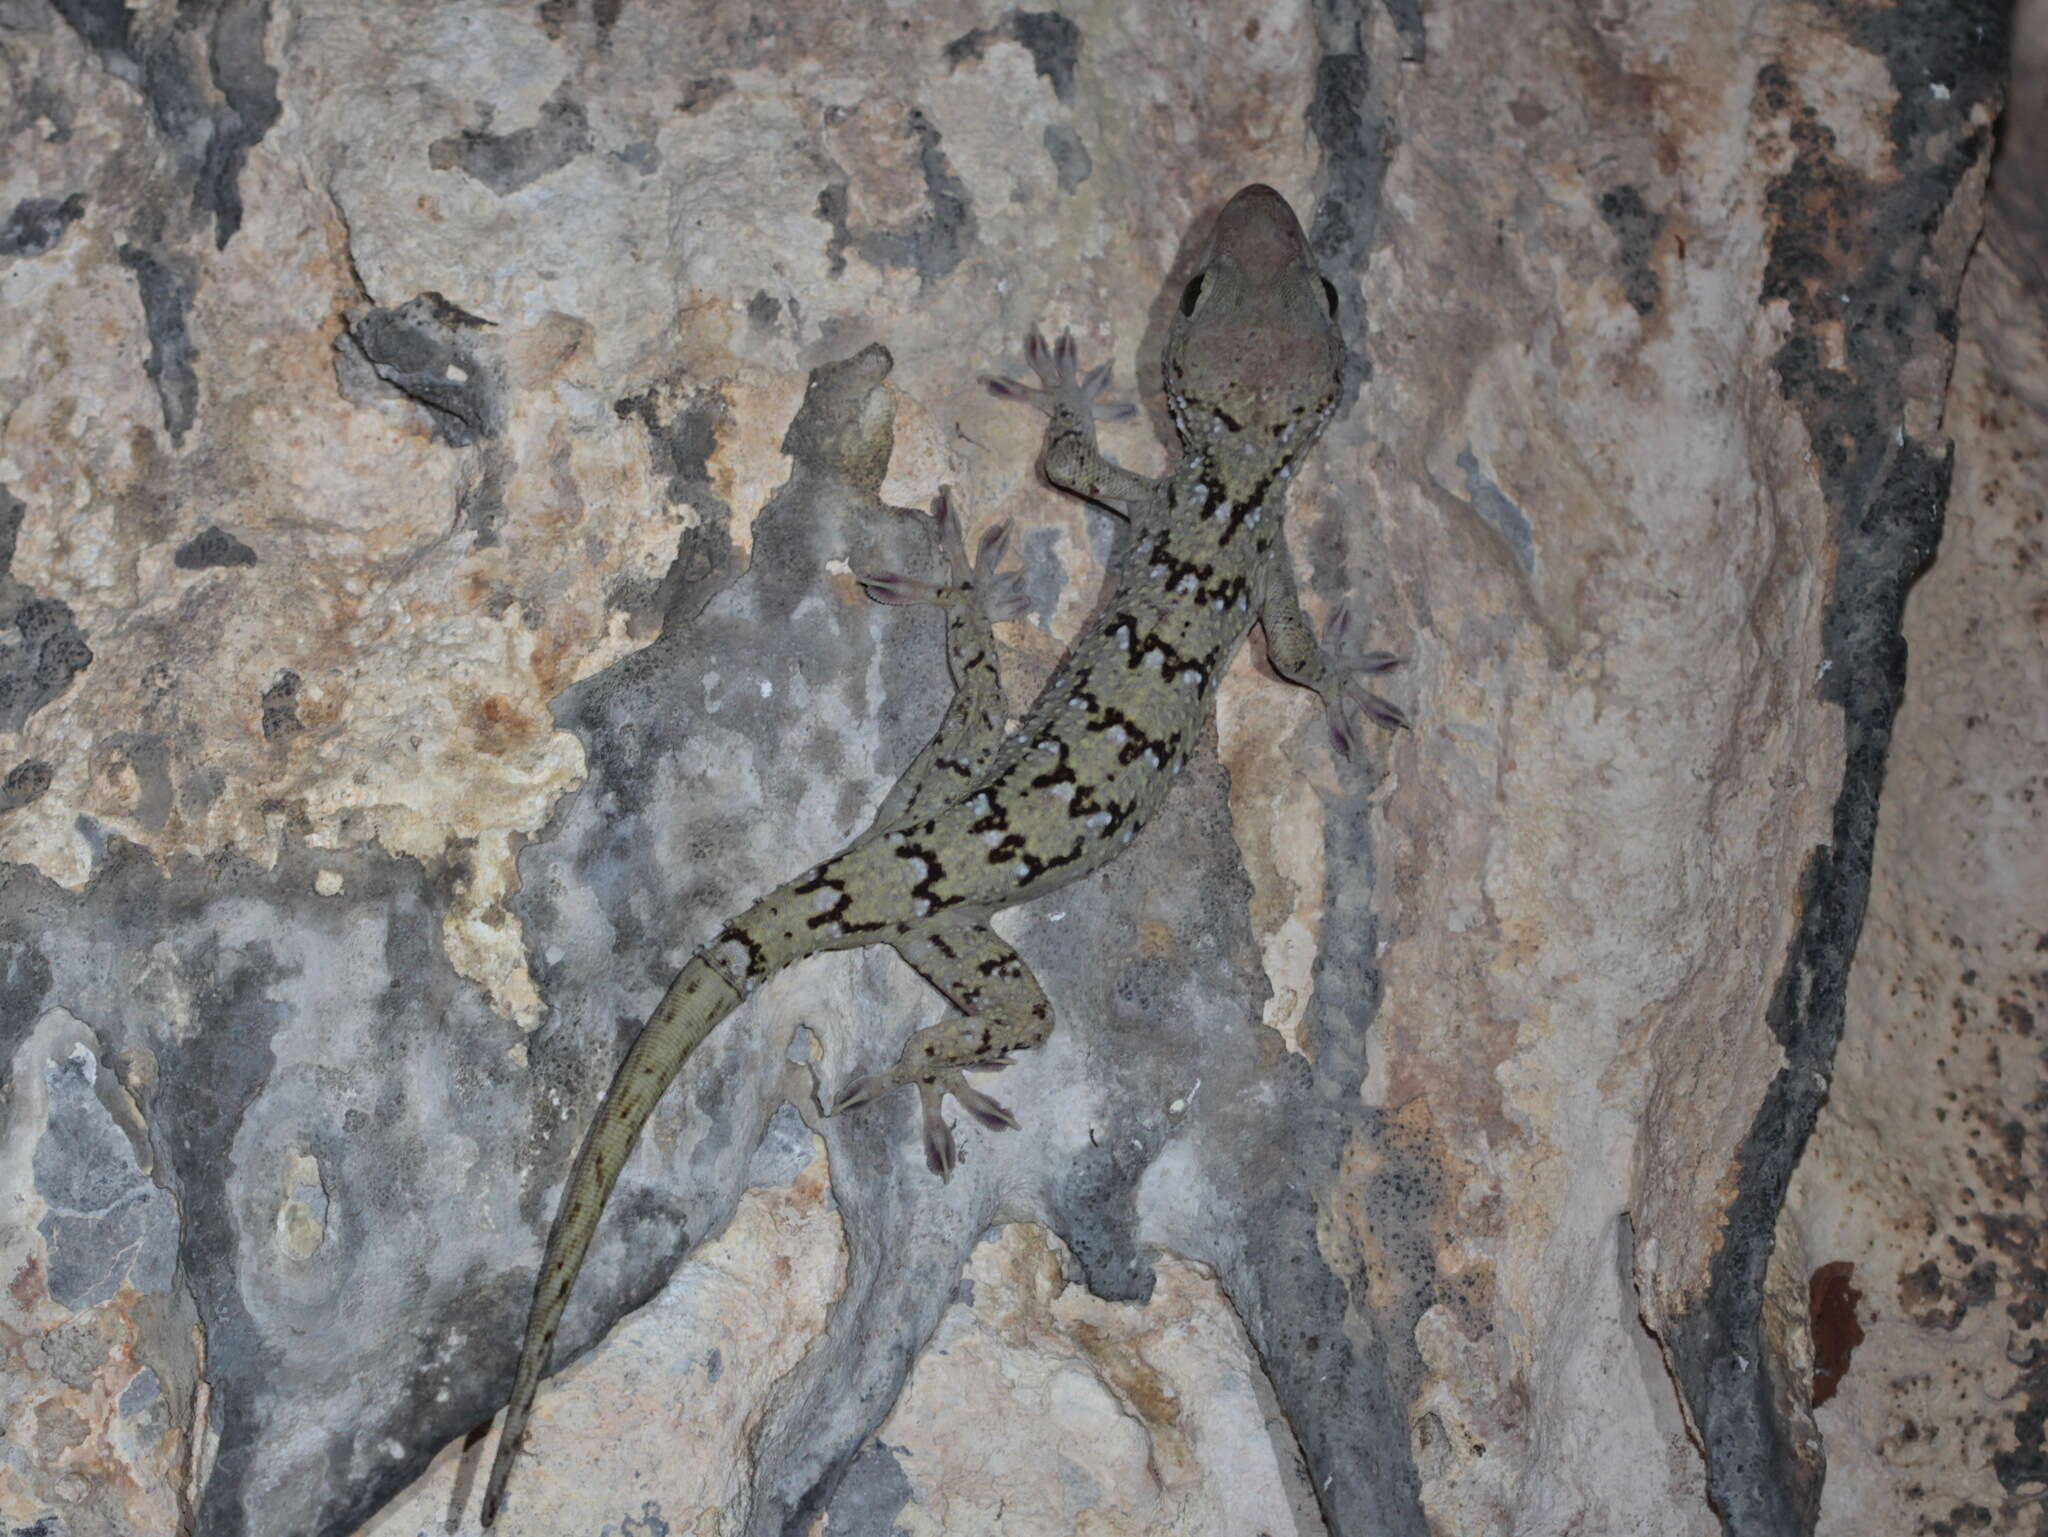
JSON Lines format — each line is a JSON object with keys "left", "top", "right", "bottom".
{"left": 478, "top": 185, "right": 1403, "bottom": 1526}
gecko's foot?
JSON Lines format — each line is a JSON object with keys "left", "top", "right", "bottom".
{"left": 916, "top": 1071, "right": 1018, "bottom": 1180}
{"left": 985, "top": 327, "right": 1138, "bottom": 423}
{"left": 862, "top": 488, "right": 1027, "bottom": 624}
{"left": 830, "top": 1064, "right": 1019, "bottom": 1182}
{"left": 1322, "top": 604, "right": 1410, "bottom": 758}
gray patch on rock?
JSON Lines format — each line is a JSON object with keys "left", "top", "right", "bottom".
{"left": 945, "top": 11, "right": 1081, "bottom": 103}
{"left": 428, "top": 92, "right": 596, "bottom": 195}
{"left": 611, "top": 380, "right": 737, "bottom": 629}
{"left": 259, "top": 670, "right": 302, "bottom": 743}
{"left": 1456, "top": 446, "right": 1535, "bottom": 572}
{"left": 0, "top": 595, "right": 94, "bottom": 737}
{"left": 821, "top": 1440, "right": 916, "bottom": 1537}
{"left": 615, "top": 138, "right": 660, "bottom": 174}
{"left": 0, "top": 193, "right": 86, "bottom": 258}
{"left": 117, "top": 244, "right": 199, "bottom": 444}
{"left": 34, "top": 1046, "right": 181, "bottom": 1310}
{"left": 1598, "top": 184, "right": 1665, "bottom": 316}
{"left": 1, "top": 759, "right": 54, "bottom": 814}
{"left": 173, "top": 525, "right": 258, "bottom": 569}
{"left": 343, "top": 292, "right": 503, "bottom": 446}
{"left": 820, "top": 113, "right": 975, "bottom": 287}
{"left": 0, "top": 486, "right": 93, "bottom": 734}
{"left": 1043, "top": 123, "right": 1092, "bottom": 192}
{"left": 745, "top": 1103, "right": 815, "bottom": 1187}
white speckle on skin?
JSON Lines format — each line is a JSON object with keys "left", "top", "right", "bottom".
{"left": 915, "top": 897, "right": 933, "bottom": 917}
{"left": 1190, "top": 482, "right": 1210, "bottom": 508}
{"left": 1106, "top": 725, "right": 1127, "bottom": 745}
{"left": 1014, "top": 862, "right": 1032, "bottom": 881}
{"left": 812, "top": 886, "right": 841, "bottom": 912}
{"left": 1052, "top": 781, "right": 1076, "bottom": 802}
{"left": 1213, "top": 501, "right": 1232, "bottom": 521}
{"left": 1087, "top": 812, "right": 1113, "bottom": 832}
{"left": 759, "top": 679, "right": 773, "bottom": 698}
{"left": 1150, "top": 563, "right": 1168, "bottom": 579}
{"left": 1145, "top": 650, "right": 1164, "bottom": 670}
{"left": 1211, "top": 597, "right": 1226, "bottom": 611}
{"left": 1246, "top": 509, "right": 1262, "bottom": 528}
{"left": 1236, "top": 594, "right": 1250, "bottom": 612}
{"left": 970, "top": 793, "right": 992, "bottom": 813}
{"left": 1181, "top": 668, "right": 1203, "bottom": 688}
{"left": 909, "top": 856, "right": 931, "bottom": 879}
{"left": 1070, "top": 695, "right": 1090, "bottom": 710}
{"left": 1176, "top": 574, "right": 1197, "bottom": 594}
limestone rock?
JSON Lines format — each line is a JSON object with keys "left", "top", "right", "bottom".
{"left": 0, "top": 2, "right": 2018, "bottom": 1535}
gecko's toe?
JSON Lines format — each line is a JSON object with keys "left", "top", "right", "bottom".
{"left": 829, "top": 1073, "right": 891, "bottom": 1115}
{"left": 974, "top": 519, "right": 1013, "bottom": 574}
{"left": 944, "top": 1073, "right": 1020, "bottom": 1132}
{"left": 1024, "top": 327, "right": 1058, "bottom": 386}
{"left": 1328, "top": 680, "right": 1412, "bottom": 758}
{"left": 858, "top": 571, "right": 947, "bottom": 607}
{"left": 982, "top": 571, "right": 1031, "bottom": 623}
{"left": 985, "top": 374, "right": 1049, "bottom": 409}
{"left": 920, "top": 1096, "right": 959, "bottom": 1180}
{"left": 1359, "top": 690, "right": 1411, "bottom": 732}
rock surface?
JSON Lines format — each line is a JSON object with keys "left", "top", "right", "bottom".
{"left": 0, "top": 2, "right": 2021, "bottom": 1535}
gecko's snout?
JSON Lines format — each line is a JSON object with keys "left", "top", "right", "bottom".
{"left": 1209, "top": 184, "right": 1311, "bottom": 282}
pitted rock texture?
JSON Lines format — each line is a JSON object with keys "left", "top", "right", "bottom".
{"left": 0, "top": 2, "right": 2016, "bottom": 1536}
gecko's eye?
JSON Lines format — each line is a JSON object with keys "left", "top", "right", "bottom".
{"left": 1319, "top": 277, "right": 1340, "bottom": 315}
{"left": 1179, "top": 273, "right": 1210, "bottom": 317}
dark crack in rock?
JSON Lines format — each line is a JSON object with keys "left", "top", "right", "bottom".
{"left": 117, "top": 244, "right": 200, "bottom": 445}
{"left": 50, "top": 0, "right": 280, "bottom": 248}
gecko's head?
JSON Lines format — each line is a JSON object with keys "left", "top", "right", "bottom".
{"left": 1163, "top": 185, "right": 1343, "bottom": 463}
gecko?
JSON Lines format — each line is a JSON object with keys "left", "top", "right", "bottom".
{"left": 478, "top": 183, "right": 1406, "bottom": 1526}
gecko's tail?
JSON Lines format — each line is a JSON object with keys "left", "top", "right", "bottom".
{"left": 479, "top": 952, "right": 744, "bottom": 1527}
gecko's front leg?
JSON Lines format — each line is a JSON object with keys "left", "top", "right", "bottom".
{"left": 1258, "top": 548, "right": 1409, "bottom": 758}
{"left": 987, "top": 328, "right": 1154, "bottom": 514}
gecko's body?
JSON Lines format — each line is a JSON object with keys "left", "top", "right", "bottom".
{"left": 479, "top": 185, "right": 1402, "bottom": 1525}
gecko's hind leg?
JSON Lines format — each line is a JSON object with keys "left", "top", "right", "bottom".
{"left": 1257, "top": 551, "right": 1409, "bottom": 759}
{"left": 987, "top": 329, "right": 1155, "bottom": 515}
{"left": 860, "top": 487, "right": 1027, "bottom": 831}
{"left": 830, "top": 923, "right": 1052, "bottom": 1179}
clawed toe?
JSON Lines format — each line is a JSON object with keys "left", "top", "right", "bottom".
{"left": 829, "top": 1073, "right": 890, "bottom": 1115}
{"left": 1326, "top": 678, "right": 1411, "bottom": 758}
{"left": 858, "top": 571, "right": 945, "bottom": 606}
{"left": 990, "top": 328, "right": 1135, "bottom": 424}
{"left": 838, "top": 1062, "right": 1020, "bottom": 1181}
{"left": 942, "top": 1071, "right": 1019, "bottom": 1132}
